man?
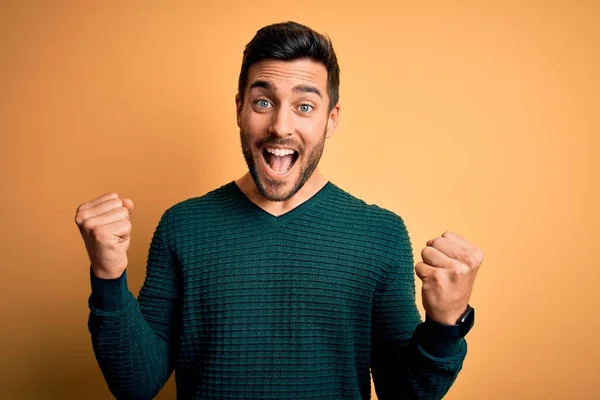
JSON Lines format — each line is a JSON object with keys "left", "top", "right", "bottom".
{"left": 75, "top": 21, "right": 483, "bottom": 400}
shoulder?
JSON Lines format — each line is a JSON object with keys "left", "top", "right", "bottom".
{"left": 325, "top": 183, "right": 410, "bottom": 239}
{"left": 322, "top": 183, "right": 414, "bottom": 267}
{"left": 160, "top": 182, "right": 237, "bottom": 226}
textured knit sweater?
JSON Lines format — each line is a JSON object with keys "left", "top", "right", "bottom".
{"left": 88, "top": 181, "right": 467, "bottom": 400}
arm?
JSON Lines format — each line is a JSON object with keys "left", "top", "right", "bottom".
{"left": 88, "top": 211, "right": 180, "bottom": 399}
{"left": 371, "top": 220, "right": 467, "bottom": 400}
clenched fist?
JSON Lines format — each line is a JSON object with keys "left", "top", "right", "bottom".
{"left": 415, "top": 231, "right": 483, "bottom": 325}
{"left": 75, "top": 192, "right": 135, "bottom": 279}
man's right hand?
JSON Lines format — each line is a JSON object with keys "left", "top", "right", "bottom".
{"left": 75, "top": 192, "right": 135, "bottom": 279}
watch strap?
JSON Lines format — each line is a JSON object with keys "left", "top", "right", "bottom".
{"left": 423, "top": 305, "right": 475, "bottom": 338}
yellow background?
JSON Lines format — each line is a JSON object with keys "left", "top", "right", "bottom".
{"left": 1, "top": 1, "right": 598, "bottom": 399}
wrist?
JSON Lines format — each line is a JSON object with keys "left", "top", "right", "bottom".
{"left": 89, "top": 265, "right": 131, "bottom": 311}
{"left": 423, "top": 305, "right": 475, "bottom": 338}
{"left": 91, "top": 264, "right": 126, "bottom": 280}
{"left": 426, "top": 305, "right": 469, "bottom": 325}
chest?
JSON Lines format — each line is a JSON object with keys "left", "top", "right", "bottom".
{"left": 176, "top": 229, "right": 385, "bottom": 330}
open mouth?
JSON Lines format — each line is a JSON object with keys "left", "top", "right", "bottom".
{"left": 262, "top": 147, "right": 299, "bottom": 175}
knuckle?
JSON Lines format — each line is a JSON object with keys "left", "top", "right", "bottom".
{"left": 476, "top": 248, "right": 484, "bottom": 264}
{"left": 421, "top": 246, "right": 433, "bottom": 260}
{"left": 82, "top": 219, "right": 94, "bottom": 232}
{"left": 106, "top": 198, "right": 122, "bottom": 210}
{"left": 430, "top": 269, "right": 441, "bottom": 283}
{"left": 74, "top": 212, "right": 84, "bottom": 226}
{"left": 448, "top": 263, "right": 464, "bottom": 279}
{"left": 458, "top": 249, "right": 472, "bottom": 266}
{"left": 119, "top": 206, "right": 129, "bottom": 218}
{"left": 89, "top": 226, "right": 101, "bottom": 240}
{"left": 464, "top": 252, "right": 478, "bottom": 268}
{"left": 75, "top": 205, "right": 87, "bottom": 224}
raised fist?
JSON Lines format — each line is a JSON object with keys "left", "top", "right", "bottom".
{"left": 75, "top": 192, "right": 134, "bottom": 279}
{"left": 415, "top": 231, "right": 483, "bottom": 325}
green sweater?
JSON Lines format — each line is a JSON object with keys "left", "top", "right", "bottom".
{"left": 88, "top": 181, "right": 467, "bottom": 399}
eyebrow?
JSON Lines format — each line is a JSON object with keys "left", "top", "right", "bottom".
{"left": 249, "top": 80, "right": 322, "bottom": 99}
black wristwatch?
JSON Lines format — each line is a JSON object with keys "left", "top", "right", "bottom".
{"left": 424, "top": 305, "right": 475, "bottom": 338}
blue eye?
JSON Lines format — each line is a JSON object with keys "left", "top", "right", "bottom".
{"left": 299, "top": 104, "right": 313, "bottom": 113}
{"left": 256, "top": 99, "right": 271, "bottom": 108}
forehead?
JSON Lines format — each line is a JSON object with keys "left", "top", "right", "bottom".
{"left": 246, "top": 58, "right": 328, "bottom": 95}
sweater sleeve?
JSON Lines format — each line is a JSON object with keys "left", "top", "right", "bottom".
{"left": 371, "top": 218, "right": 467, "bottom": 400}
{"left": 88, "top": 211, "right": 181, "bottom": 399}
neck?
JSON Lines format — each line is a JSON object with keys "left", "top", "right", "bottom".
{"left": 235, "top": 169, "right": 328, "bottom": 217}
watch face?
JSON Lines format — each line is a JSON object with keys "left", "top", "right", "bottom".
{"left": 459, "top": 307, "right": 475, "bottom": 336}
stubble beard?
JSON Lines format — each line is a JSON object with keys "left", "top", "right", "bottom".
{"left": 240, "top": 129, "right": 327, "bottom": 202}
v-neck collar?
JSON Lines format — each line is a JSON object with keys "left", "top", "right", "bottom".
{"left": 228, "top": 180, "right": 334, "bottom": 226}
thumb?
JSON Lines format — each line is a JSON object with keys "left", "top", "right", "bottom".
{"left": 114, "top": 219, "right": 132, "bottom": 242}
{"left": 122, "top": 198, "right": 134, "bottom": 218}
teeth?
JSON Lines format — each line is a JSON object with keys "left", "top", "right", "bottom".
{"left": 266, "top": 147, "right": 295, "bottom": 156}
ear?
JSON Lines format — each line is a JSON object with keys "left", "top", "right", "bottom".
{"left": 325, "top": 102, "right": 340, "bottom": 138}
{"left": 235, "top": 93, "right": 243, "bottom": 128}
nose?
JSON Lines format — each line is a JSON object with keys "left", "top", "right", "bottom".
{"left": 269, "top": 106, "right": 293, "bottom": 137}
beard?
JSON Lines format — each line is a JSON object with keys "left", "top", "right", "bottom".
{"left": 239, "top": 128, "right": 327, "bottom": 202}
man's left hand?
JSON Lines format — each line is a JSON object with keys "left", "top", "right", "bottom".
{"left": 415, "top": 231, "right": 484, "bottom": 325}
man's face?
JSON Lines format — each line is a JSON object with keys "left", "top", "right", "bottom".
{"left": 236, "top": 58, "right": 339, "bottom": 202}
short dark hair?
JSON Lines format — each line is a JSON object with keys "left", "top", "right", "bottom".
{"left": 237, "top": 21, "right": 340, "bottom": 112}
